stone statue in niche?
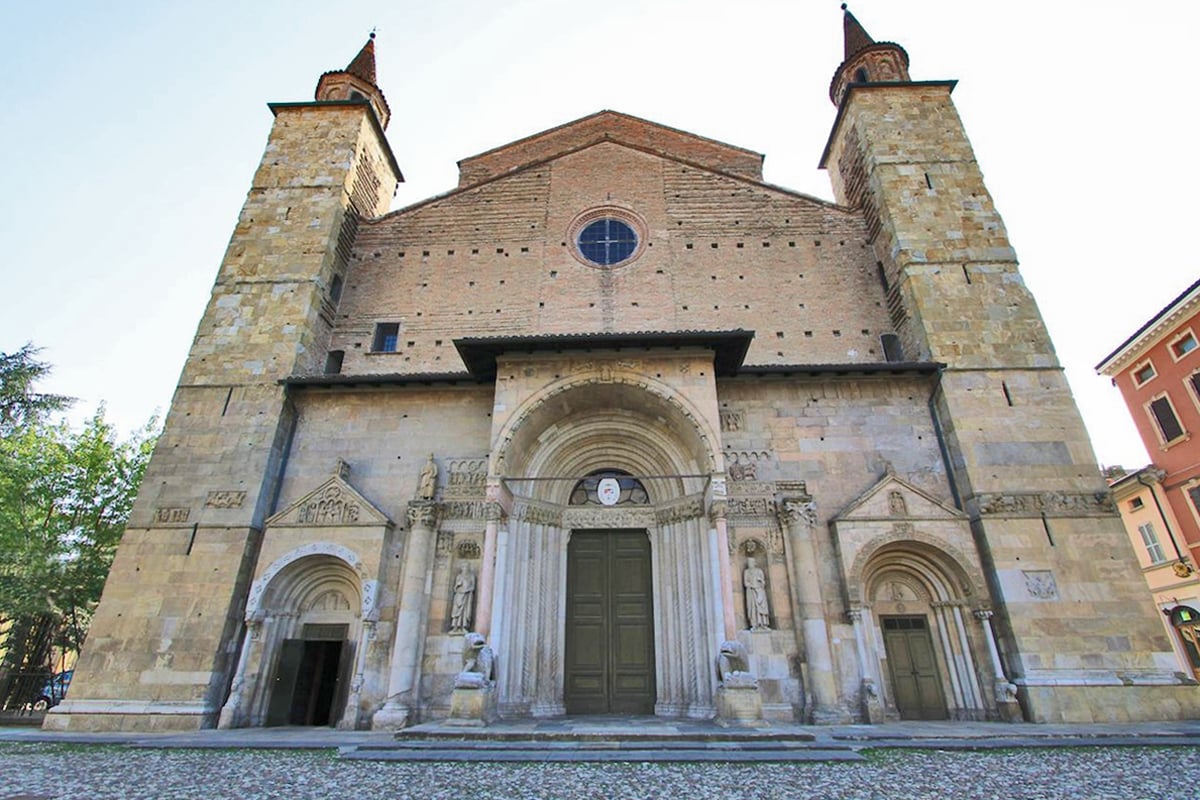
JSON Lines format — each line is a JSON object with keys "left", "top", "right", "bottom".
{"left": 888, "top": 490, "right": 907, "bottom": 516}
{"left": 743, "top": 557, "right": 771, "bottom": 630}
{"left": 449, "top": 562, "right": 476, "bottom": 633}
{"left": 717, "top": 640, "right": 757, "bottom": 688}
{"left": 454, "top": 632, "right": 496, "bottom": 689}
{"left": 417, "top": 453, "right": 438, "bottom": 500}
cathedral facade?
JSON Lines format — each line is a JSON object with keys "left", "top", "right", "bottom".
{"left": 47, "top": 11, "right": 1200, "bottom": 732}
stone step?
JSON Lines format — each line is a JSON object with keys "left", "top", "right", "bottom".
{"left": 341, "top": 741, "right": 864, "bottom": 763}
{"left": 393, "top": 730, "right": 818, "bottom": 743}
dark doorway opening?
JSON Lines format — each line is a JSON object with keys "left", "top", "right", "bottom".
{"left": 565, "top": 530, "right": 655, "bottom": 714}
{"left": 881, "top": 615, "right": 948, "bottom": 720}
{"left": 265, "top": 624, "right": 351, "bottom": 726}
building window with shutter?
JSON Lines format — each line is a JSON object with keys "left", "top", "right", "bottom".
{"left": 1138, "top": 522, "right": 1167, "bottom": 564}
{"left": 1148, "top": 395, "right": 1185, "bottom": 444}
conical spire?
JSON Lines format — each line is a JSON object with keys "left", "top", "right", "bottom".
{"left": 345, "top": 33, "right": 377, "bottom": 85}
{"left": 315, "top": 34, "right": 392, "bottom": 129}
{"left": 828, "top": 6, "right": 910, "bottom": 105}
{"left": 842, "top": 4, "right": 874, "bottom": 60}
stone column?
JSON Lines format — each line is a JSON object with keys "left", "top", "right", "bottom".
{"left": 777, "top": 495, "right": 843, "bottom": 722}
{"left": 710, "top": 500, "right": 738, "bottom": 640}
{"left": 474, "top": 502, "right": 503, "bottom": 639}
{"left": 847, "top": 607, "right": 883, "bottom": 723}
{"left": 217, "top": 614, "right": 262, "bottom": 729}
{"left": 975, "top": 609, "right": 1021, "bottom": 719}
{"left": 373, "top": 501, "right": 439, "bottom": 729}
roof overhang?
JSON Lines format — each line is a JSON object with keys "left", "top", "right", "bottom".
{"left": 1096, "top": 277, "right": 1200, "bottom": 375}
{"left": 454, "top": 330, "right": 755, "bottom": 380}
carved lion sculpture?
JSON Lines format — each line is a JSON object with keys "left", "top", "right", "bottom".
{"left": 717, "top": 640, "right": 757, "bottom": 688}
{"left": 455, "top": 631, "right": 496, "bottom": 689}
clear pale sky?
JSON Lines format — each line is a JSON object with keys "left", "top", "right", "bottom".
{"left": 1, "top": 1, "right": 1193, "bottom": 469}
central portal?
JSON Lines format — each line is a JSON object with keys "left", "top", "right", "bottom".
{"left": 564, "top": 530, "right": 656, "bottom": 714}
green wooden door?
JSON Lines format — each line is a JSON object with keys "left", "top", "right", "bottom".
{"left": 565, "top": 531, "right": 655, "bottom": 714}
{"left": 882, "top": 616, "right": 947, "bottom": 720}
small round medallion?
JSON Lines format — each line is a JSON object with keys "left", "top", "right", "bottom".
{"left": 597, "top": 477, "right": 621, "bottom": 506}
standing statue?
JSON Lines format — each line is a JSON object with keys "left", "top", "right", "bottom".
{"left": 743, "top": 557, "right": 771, "bottom": 630}
{"left": 449, "top": 562, "right": 476, "bottom": 632}
{"left": 417, "top": 453, "right": 438, "bottom": 500}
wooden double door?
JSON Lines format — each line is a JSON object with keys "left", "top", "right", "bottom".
{"left": 881, "top": 615, "right": 947, "bottom": 720}
{"left": 564, "top": 530, "right": 656, "bottom": 714}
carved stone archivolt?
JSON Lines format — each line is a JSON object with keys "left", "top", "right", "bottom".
{"left": 976, "top": 490, "right": 1115, "bottom": 517}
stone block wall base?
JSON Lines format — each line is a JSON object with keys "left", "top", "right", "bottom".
{"left": 997, "top": 700, "right": 1023, "bottom": 723}
{"left": 715, "top": 686, "right": 766, "bottom": 727}
{"left": 42, "top": 711, "right": 213, "bottom": 733}
{"left": 1021, "top": 684, "right": 1200, "bottom": 723}
{"left": 445, "top": 686, "right": 498, "bottom": 727}
{"left": 370, "top": 702, "right": 414, "bottom": 731}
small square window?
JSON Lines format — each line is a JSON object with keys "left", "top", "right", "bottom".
{"left": 373, "top": 322, "right": 400, "bottom": 352}
{"left": 1134, "top": 362, "right": 1157, "bottom": 386}
{"left": 1173, "top": 332, "right": 1198, "bottom": 359}
{"left": 1128, "top": 497, "right": 1145, "bottom": 511}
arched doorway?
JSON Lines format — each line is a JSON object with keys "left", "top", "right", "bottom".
{"left": 489, "top": 378, "right": 722, "bottom": 718}
{"left": 859, "top": 541, "right": 989, "bottom": 721}
{"left": 252, "top": 555, "right": 362, "bottom": 727}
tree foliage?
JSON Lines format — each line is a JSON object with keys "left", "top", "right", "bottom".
{"left": 0, "top": 345, "right": 156, "bottom": 678}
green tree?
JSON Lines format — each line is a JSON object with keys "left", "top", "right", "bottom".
{"left": 0, "top": 345, "right": 156, "bottom": 708}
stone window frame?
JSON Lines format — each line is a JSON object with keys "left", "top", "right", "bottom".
{"left": 1132, "top": 358, "right": 1157, "bottom": 388}
{"left": 566, "top": 206, "right": 648, "bottom": 270}
{"left": 1170, "top": 328, "right": 1199, "bottom": 362}
{"left": 1145, "top": 391, "right": 1187, "bottom": 448}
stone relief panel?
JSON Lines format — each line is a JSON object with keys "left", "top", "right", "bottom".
{"left": 445, "top": 458, "right": 488, "bottom": 499}
{"left": 562, "top": 506, "right": 656, "bottom": 530}
{"left": 719, "top": 410, "right": 745, "bottom": 432}
{"left": 976, "top": 491, "right": 1115, "bottom": 517}
{"left": 1022, "top": 570, "right": 1059, "bottom": 600}
{"left": 297, "top": 486, "right": 361, "bottom": 525}
{"left": 435, "top": 531, "right": 454, "bottom": 562}
{"left": 727, "top": 450, "right": 770, "bottom": 482}
{"left": 443, "top": 500, "right": 488, "bottom": 520}
{"left": 205, "top": 491, "right": 246, "bottom": 509}
{"left": 456, "top": 540, "right": 482, "bottom": 559}
{"left": 655, "top": 496, "right": 705, "bottom": 525}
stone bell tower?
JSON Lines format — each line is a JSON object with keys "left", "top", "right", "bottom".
{"left": 46, "top": 37, "right": 403, "bottom": 731}
{"left": 822, "top": 7, "right": 1199, "bottom": 722}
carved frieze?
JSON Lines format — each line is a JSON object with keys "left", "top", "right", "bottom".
{"left": 457, "top": 540, "right": 482, "bottom": 559}
{"left": 562, "top": 506, "right": 656, "bottom": 530}
{"left": 655, "top": 496, "right": 705, "bottom": 525}
{"left": 977, "top": 490, "right": 1116, "bottom": 517}
{"left": 205, "top": 491, "right": 246, "bottom": 509}
{"left": 513, "top": 502, "right": 563, "bottom": 527}
{"left": 727, "top": 497, "right": 773, "bottom": 518}
{"left": 443, "top": 500, "right": 487, "bottom": 520}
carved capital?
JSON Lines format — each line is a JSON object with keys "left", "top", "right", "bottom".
{"left": 708, "top": 499, "right": 728, "bottom": 522}
{"left": 847, "top": 608, "right": 863, "bottom": 624}
{"left": 484, "top": 501, "right": 504, "bottom": 522}
{"left": 973, "top": 608, "right": 994, "bottom": 622}
{"left": 778, "top": 497, "right": 817, "bottom": 528}
{"left": 406, "top": 501, "right": 440, "bottom": 530}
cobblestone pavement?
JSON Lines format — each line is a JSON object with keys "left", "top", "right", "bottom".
{"left": 2, "top": 743, "right": 1198, "bottom": 800}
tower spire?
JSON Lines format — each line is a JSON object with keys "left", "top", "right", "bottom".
{"left": 315, "top": 33, "right": 392, "bottom": 129}
{"left": 829, "top": 5, "right": 910, "bottom": 105}
{"left": 841, "top": 4, "right": 874, "bottom": 59}
{"left": 344, "top": 31, "right": 378, "bottom": 85}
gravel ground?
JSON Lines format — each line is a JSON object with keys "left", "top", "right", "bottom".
{"left": 2, "top": 744, "right": 1198, "bottom": 800}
